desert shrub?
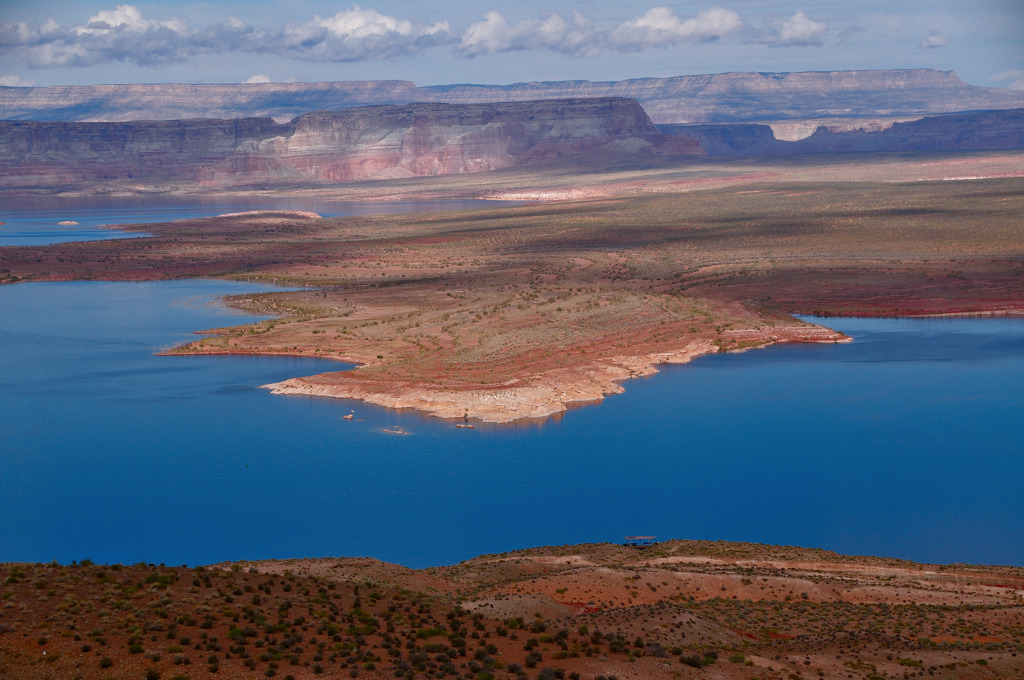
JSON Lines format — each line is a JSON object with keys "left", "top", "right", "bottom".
{"left": 681, "top": 652, "right": 718, "bottom": 668}
{"left": 537, "top": 668, "right": 566, "bottom": 680}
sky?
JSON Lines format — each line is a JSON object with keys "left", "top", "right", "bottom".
{"left": 0, "top": 0, "right": 1021, "bottom": 90}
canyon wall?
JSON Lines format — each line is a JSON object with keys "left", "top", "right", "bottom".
{"left": 0, "top": 97, "right": 697, "bottom": 189}
{"left": 4, "top": 70, "right": 1022, "bottom": 124}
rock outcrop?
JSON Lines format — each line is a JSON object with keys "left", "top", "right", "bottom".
{"left": 0, "top": 97, "right": 696, "bottom": 189}
{"left": 4, "top": 69, "right": 1022, "bottom": 124}
{"left": 663, "top": 108, "right": 1024, "bottom": 155}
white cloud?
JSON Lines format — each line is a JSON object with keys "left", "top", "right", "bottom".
{"left": 0, "top": 74, "right": 36, "bottom": 87}
{"left": 0, "top": 4, "right": 455, "bottom": 67}
{"left": 991, "top": 69, "right": 1024, "bottom": 91}
{"left": 459, "top": 11, "right": 510, "bottom": 55}
{"left": 459, "top": 10, "right": 596, "bottom": 57}
{"left": 919, "top": 30, "right": 949, "bottom": 49}
{"left": 272, "top": 7, "right": 454, "bottom": 62}
{"left": 0, "top": 4, "right": 845, "bottom": 70}
{"left": 761, "top": 10, "right": 828, "bottom": 47}
{"left": 460, "top": 7, "right": 744, "bottom": 57}
{"left": 1, "top": 4, "right": 198, "bottom": 67}
{"left": 77, "top": 5, "right": 186, "bottom": 36}
{"left": 607, "top": 7, "right": 743, "bottom": 51}
{"left": 245, "top": 74, "right": 272, "bottom": 84}
{"left": 315, "top": 7, "right": 429, "bottom": 39}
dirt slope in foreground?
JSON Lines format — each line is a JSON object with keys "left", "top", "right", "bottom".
{"left": 2, "top": 540, "right": 1022, "bottom": 680}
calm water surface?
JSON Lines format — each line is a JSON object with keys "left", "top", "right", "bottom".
{"left": 0, "top": 195, "right": 517, "bottom": 246}
{"left": 1, "top": 287, "right": 1022, "bottom": 569}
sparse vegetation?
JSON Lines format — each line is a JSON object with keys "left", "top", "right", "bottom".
{"left": 1, "top": 540, "right": 1021, "bottom": 679}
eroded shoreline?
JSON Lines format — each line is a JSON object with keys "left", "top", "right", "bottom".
{"left": 260, "top": 326, "right": 849, "bottom": 423}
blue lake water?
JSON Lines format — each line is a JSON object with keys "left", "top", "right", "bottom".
{"left": 0, "top": 195, "right": 516, "bottom": 246}
{"left": 1, "top": 279, "right": 1022, "bottom": 569}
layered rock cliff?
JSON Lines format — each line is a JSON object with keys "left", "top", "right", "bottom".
{"left": 3, "top": 69, "right": 1022, "bottom": 124}
{"left": 424, "top": 69, "right": 1024, "bottom": 123}
{"left": 0, "top": 97, "right": 697, "bottom": 189}
{"left": 663, "top": 108, "right": 1024, "bottom": 156}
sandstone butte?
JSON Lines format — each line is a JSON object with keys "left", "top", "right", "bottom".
{"left": 4, "top": 100, "right": 1024, "bottom": 192}
{"left": 0, "top": 98, "right": 701, "bottom": 189}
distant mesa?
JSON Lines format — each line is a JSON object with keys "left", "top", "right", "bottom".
{"left": 2, "top": 70, "right": 1023, "bottom": 194}
{"left": 661, "top": 108, "right": 1024, "bottom": 156}
{"left": 0, "top": 98, "right": 702, "bottom": 190}
{"left": 1, "top": 100, "right": 1020, "bottom": 193}
{"left": 2, "top": 69, "right": 1022, "bottom": 124}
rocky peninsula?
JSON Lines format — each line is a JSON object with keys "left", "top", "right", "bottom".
{"left": 3, "top": 152, "right": 1022, "bottom": 423}
{"left": 264, "top": 329, "right": 847, "bottom": 423}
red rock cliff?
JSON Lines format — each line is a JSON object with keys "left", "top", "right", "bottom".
{"left": 0, "top": 98, "right": 698, "bottom": 189}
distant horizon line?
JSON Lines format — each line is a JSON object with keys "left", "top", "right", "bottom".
{"left": 0, "top": 66, "right": 967, "bottom": 91}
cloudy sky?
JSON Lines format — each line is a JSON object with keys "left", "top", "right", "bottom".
{"left": 1, "top": 0, "right": 1021, "bottom": 90}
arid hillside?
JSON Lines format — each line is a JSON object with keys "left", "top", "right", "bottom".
{"left": 2, "top": 540, "right": 1022, "bottom": 680}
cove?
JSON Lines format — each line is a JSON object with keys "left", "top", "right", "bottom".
{"left": 0, "top": 280, "right": 1022, "bottom": 569}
